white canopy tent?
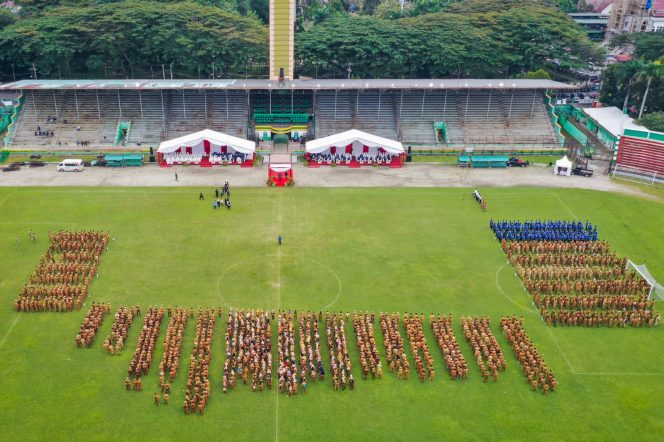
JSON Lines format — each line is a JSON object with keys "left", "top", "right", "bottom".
{"left": 158, "top": 129, "right": 255, "bottom": 155}
{"left": 305, "top": 129, "right": 404, "bottom": 155}
{"left": 554, "top": 155, "right": 572, "bottom": 176}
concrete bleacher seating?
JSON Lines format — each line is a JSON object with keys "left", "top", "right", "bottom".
{"left": 11, "top": 91, "right": 63, "bottom": 147}
{"left": 616, "top": 136, "right": 664, "bottom": 176}
{"left": 8, "top": 88, "right": 558, "bottom": 149}
{"left": 353, "top": 91, "right": 397, "bottom": 140}
{"left": 314, "top": 90, "right": 353, "bottom": 138}
{"left": 209, "top": 91, "right": 248, "bottom": 138}
{"left": 397, "top": 91, "right": 463, "bottom": 145}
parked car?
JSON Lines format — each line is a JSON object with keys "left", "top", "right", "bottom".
{"left": 508, "top": 157, "right": 530, "bottom": 167}
{"left": 571, "top": 166, "right": 593, "bottom": 177}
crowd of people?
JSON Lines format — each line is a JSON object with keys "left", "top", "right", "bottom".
{"left": 75, "top": 302, "right": 110, "bottom": 348}
{"left": 14, "top": 230, "right": 109, "bottom": 312}
{"left": 379, "top": 312, "right": 409, "bottom": 380}
{"left": 209, "top": 152, "right": 246, "bottom": 164}
{"left": 298, "top": 311, "right": 325, "bottom": 386}
{"left": 278, "top": 312, "right": 301, "bottom": 395}
{"left": 222, "top": 309, "right": 272, "bottom": 394}
{"left": 34, "top": 125, "right": 54, "bottom": 138}
{"left": 500, "top": 317, "right": 557, "bottom": 394}
{"left": 325, "top": 312, "right": 354, "bottom": 391}
{"left": 307, "top": 152, "right": 394, "bottom": 165}
{"left": 184, "top": 308, "right": 215, "bottom": 414}
{"left": 103, "top": 306, "right": 135, "bottom": 354}
{"left": 212, "top": 182, "right": 232, "bottom": 210}
{"left": 159, "top": 307, "right": 188, "bottom": 392}
{"left": 430, "top": 314, "right": 468, "bottom": 380}
{"left": 352, "top": 311, "right": 381, "bottom": 380}
{"left": 128, "top": 307, "right": 164, "bottom": 380}
{"left": 472, "top": 189, "right": 487, "bottom": 211}
{"left": 461, "top": 316, "right": 506, "bottom": 383}
{"left": 491, "top": 220, "right": 598, "bottom": 241}
{"left": 403, "top": 313, "right": 435, "bottom": 382}
{"left": 538, "top": 306, "right": 661, "bottom": 327}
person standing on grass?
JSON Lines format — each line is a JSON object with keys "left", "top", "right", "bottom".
{"left": 278, "top": 235, "right": 282, "bottom": 246}
{"left": 199, "top": 192, "right": 204, "bottom": 201}
{"left": 174, "top": 172, "right": 178, "bottom": 182}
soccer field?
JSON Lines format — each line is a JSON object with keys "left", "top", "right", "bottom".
{"left": 0, "top": 186, "right": 663, "bottom": 441}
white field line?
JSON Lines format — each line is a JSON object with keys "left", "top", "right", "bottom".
{"left": 0, "top": 313, "right": 21, "bottom": 349}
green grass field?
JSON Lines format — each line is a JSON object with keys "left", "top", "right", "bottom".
{"left": 0, "top": 186, "right": 663, "bottom": 441}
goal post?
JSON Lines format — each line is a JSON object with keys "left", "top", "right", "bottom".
{"left": 626, "top": 260, "right": 664, "bottom": 301}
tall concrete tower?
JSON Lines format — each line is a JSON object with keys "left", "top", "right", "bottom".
{"left": 269, "top": 0, "right": 295, "bottom": 81}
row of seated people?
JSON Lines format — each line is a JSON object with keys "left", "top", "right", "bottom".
{"left": 309, "top": 152, "right": 394, "bottom": 165}
{"left": 163, "top": 153, "right": 203, "bottom": 164}
{"left": 210, "top": 152, "right": 246, "bottom": 164}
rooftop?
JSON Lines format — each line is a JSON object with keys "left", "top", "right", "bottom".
{"left": 0, "top": 78, "right": 577, "bottom": 91}
{"left": 581, "top": 107, "right": 647, "bottom": 138}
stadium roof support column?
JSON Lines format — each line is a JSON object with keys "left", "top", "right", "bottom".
{"left": 486, "top": 89, "right": 492, "bottom": 120}
{"left": 227, "top": 89, "right": 230, "bottom": 119}
{"left": 74, "top": 90, "right": 80, "bottom": 119}
{"left": 465, "top": 89, "right": 470, "bottom": 120}
{"left": 139, "top": 91, "right": 143, "bottom": 119}
{"left": 204, "top": 90, "right": 208, "bottom": 127}
{"left": 32, "top": 92, "right": 37, "bottom": 118}
{"left": 334, "top": 89, "right": 337, "bottom": 120}
{"left": 117, "top": 90, "right": 122, "bottom": 120}
{"left": 399, "top": 89, "right": 403, "bottom": 120}
{"left": 531, "top": 90, "right": 537, "bottom": 119}
{"left": 443, "top": 89, "right": 448, "bottom": 120}
{"left": 52, "top": 90, "right": 58, "bottom": 119}
{"left": 421, "top": 89, "right": 426, "bottom": 119}
{"left": 291, "top": 89, "right": 294, "bottom": 114}
{"left": 378, "top": 89, "right": 382, "bottom": 119}
{"left": 508, "top": 89, "right": 514, "bottom": 120}
{"left": 95, "top": 90, "right": 101, "bottom": 119}
{"left": 160, "top": 90, "right": 165, "bottom": 136}
{"left": 182, "top": 90, "right": 186, "bottom": 120}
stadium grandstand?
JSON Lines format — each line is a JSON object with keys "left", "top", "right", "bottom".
{"left": 613, "top": 128, "right": 664, "bottom": 185}
{"left": 0, "top": 78, "right": 574, "bottom": 150}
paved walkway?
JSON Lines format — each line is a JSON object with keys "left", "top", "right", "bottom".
{"left": 0, "top": 162, "right": 659, "bottom": 201}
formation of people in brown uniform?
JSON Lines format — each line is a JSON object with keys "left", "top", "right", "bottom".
{"left": 430, "top": 314, "right": 468, "bottom": 380}
{"left": 404, "top": 313, "right": 435, "bottom": 382}
{"left": 298, "top": 311, "right": 324, "bottom": 387}
{"left": 75, "top": 302, "right": 110, "bottom": 347}
{"left": 159, "top": 307, "right": 188, "bottom": 392}
{"left": 499, "top": 236, "right": 658, "bottom": 326}
{"left": 14, "top": 230, "right": 109, "bottom": 312}
{"left": 103, "top": 306, "right": 135, "bottom": 354}
{"left": 500, "top": 316, "right": 557, "bottom": 394}
{"left": 352, "top": 311, "right": 382, "bottom": 380}
{"left": 534, "top": 293, "right": 660, "bottom": 327}
{"left": 325, "top": 312, "right": 353, "bottom": 391}
{"left": 278, "top": 311, "right": 300, "bottom": 395}
{"left": 183, "top": 308, "right": 215, "bottom": 414}
{"left": 379, "top": 312, "right": 409, "bottom": 380}
{"left": 461, "top": 316, "right": 506, "bottom": 383}
{"left": 128, "top": 306, "right": 164, "bottom": 382}
{"left": 222, "top": 309, "right": 272, "bottom": 394}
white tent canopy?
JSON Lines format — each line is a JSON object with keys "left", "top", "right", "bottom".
{"left": 305, "top": 129, "right": 404, "bottom": 155}
{"left": 554, "top": 155, "right": 572, "bottom": 176}
{"left": 158, "top": 129, "right": 255, "bottom": 154}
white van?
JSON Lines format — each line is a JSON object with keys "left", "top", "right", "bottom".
{"left": 57, "top": 159, "right": 84, "bottom": 172}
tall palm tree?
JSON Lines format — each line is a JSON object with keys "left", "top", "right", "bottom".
{"left": 619, "top": 60, "right": 642, "bottom": 112}
{"left": 637, "top": 57, "right": 663, "bottom": 119}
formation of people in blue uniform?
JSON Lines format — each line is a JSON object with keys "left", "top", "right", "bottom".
{"left": 490, "top": 220, "right": 598, "bottom": 241}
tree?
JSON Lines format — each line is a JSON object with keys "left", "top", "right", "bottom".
{"left": 636, "top": 112, "right": 664, "bottom": 133}
{"left": 637, "top": 58, "right": 663, "bottom": 119}
{"left": 0, "top": 1, "right": 267, "bottom": 80}
{"left": 524, "top": 69, "right": 551, "bottom": 79}
{"left": 617, "top": 60, "right": 642, "bottom": 112}
{"left": 0, "top": 9, "right": 16, "bottom": 29}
